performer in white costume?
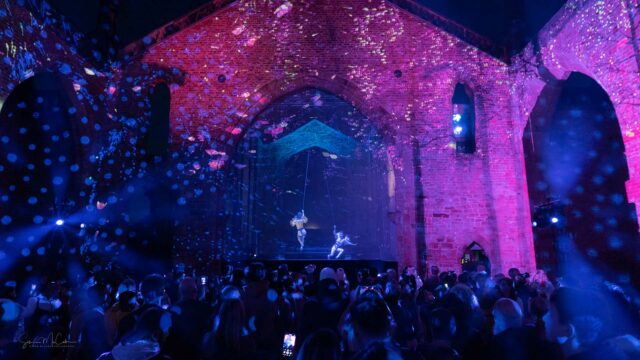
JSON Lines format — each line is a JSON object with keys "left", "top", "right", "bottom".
{"left": 290, "top": 210, "right": 308, "bottom": 251}
{"left": 328, "top": 226, "right": 356, "bottom": 259}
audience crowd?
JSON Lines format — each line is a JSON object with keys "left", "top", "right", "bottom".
{"left": 1, "top": 262, "right": 639, "bottom": 359}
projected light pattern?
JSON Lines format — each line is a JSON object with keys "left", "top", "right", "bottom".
{"left": 0, "top": 0, "right": 637, "bottom": 288}
{"left": 263, "top": 120, "right": 358, "bottom": 166}
{"left": 139, "top": 0, "right": 539, "bottom": 273}
{"left": 523, "top": 73, "right": 639, "bottom": 283}
{"left": 222, "top": 88, "right": 394, "bottom": 261}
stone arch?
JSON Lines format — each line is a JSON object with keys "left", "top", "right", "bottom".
{"left": 227, "top": 75, "right": 407, "bottom": 214}
{"left": 218, "top": 85, "right": 401, "bottom": 261}
{"left": 452, "top": 70, "right": 487, "bottom": 99}
{"left": 0, "top": 71, "right": 86, "bottom": 277}
{"left": 532, "top": 43, "right": 635, "bottom": 135}
{"left": 2, "top": 69, "right": 92, "bottom": 174}
{"left": 236, "top": 75, "right": 400, "bottom": 145}
{"left": 522, "top": 70, "right": 639, "bottom": 280}
{"left": 522, "top": 70, "right": 630, "bottom": 170}
{"left": 460, "top": 241, "right": 492, "bottom": 273}
{"left": 0, "top": 71, "right": 86, "bottom": 194}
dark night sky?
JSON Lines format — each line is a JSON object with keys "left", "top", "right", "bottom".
{"left": 417, "top": 0, "right": 567, "bottom": 48}
{"left": 44, "top": 0, "right": 567, "bottom": 52}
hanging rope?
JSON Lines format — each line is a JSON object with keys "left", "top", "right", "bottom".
{"left": 301, "top": 149, "right": 311, "bottom": 211}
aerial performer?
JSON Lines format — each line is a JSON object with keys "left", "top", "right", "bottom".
{"left": 328, "top": 226, "right": 356, "bottom": 259}
{"left": 290, "top": 210, "right": 308, "bottom": 251}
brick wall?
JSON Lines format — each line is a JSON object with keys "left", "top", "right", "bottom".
{"left": 6, "top": 0, "right": 637, "bottom": 276}
{"left": 139, "top": 0, "right": 536, "bottom": 274}
{"left": 0, "top": 1, "right": 179, "bottom": 274}
{"left": 513, "top": 0, "right": 640, "bottom": 206}
{"left": 513, "top": 0, "right": 640, "bottom": 278}
{"left": 0, "top": 1, "right": 104, "bottom": 231}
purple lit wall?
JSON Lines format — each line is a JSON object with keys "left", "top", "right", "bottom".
{"left": 0, "top": 0, "right": 638, "bottom": 278}
{"left": 138, "top": 0, "right": 535, "bottom": 273}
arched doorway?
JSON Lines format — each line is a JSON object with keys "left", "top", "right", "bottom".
{"left": 461, "top": 242, "right": 491, "bottom": 273}
{"left": 523, "top": 72, "right": 639, "bottom": 284}
{"left": 0, "top": 72, "right": 79, "bottom": 277}
{"left": 221, "top": 88, "right": 396, "bottom": 261}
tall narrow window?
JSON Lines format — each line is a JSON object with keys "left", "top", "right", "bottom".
{"left": 147, "top": 83, "right": 170, "bottom": 161}
{"left": 140, "top": 83, "right": 173, "bottom": 273}
{"left": 452, "top": 83, "right": 476, "bottom": 154}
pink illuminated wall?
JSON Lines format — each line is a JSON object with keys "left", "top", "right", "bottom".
{"left": 512, "top": 0, "right": 640, "bottom": 210}
{"left": 3, "top": 0, "right": 638, "bottom": 275}
{"left": 138, "top": 0, "right": 536, "bottom": 273}
{"left": 511, "top": 0, "right": 640, "bottom": 279}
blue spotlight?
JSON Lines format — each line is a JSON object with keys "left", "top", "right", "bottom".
{"left": 550, "top": 217, "right": 559, "bottom": 224}
{"left": 55, "top": 219, "right": 64, "bottom": 226}
{"left": 532, "top": 221, "right": 538, "bottom": 227}
{"left": 80, "top": 223, "right": 86, "bottom": 228}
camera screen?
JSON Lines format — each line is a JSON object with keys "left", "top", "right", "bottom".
{"left": 282, "top": 333, "right": 296, "bottom": 357}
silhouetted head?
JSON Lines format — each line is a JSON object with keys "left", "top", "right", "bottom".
{"left": 117, "top": 278, "right": 136, "bottom": 298}
{"left": 209, "top": 298, "right": 246, "bottom": 354}
{"left": 545, "top": 287, "right": 607, "bottom": 354}
{"left": 118, "top": 291, "right": 138, "bottom": 312}
{"left": 429, "top": 308, "right": 456, "bottom": 340}
{"left": 220, "top": 285, "right": 241, "bottom": 300}
{"left": 319, "top": 267, "right": 337, "bottom": 282}
{"left": 140, "top": 274, "right": 165, "bottom": 305}
{"left": 348, "top": 295, "right": 393, "bottom": 352}
{"left": 179, "top": 277, "right": 198, "bottom": 300}
{"left": 123, "top": 307, "right": 172, "bottom": 344}
{"left": 431, "top": 265, "right": 440, "bottom": 276}
{"left": 297, "top": 329, "right": 341, "bottom": 360}
{"left": 508, "top": 268, "right": 521, "bottom": 280}
{"left": 244, "top": 262, "right": 266, "bottom": 282}
{"left": 493, "top": 298, "right": 523, "bottom": 335}
{"left": 450, "top": 283, "right": 479, "bottom": 309}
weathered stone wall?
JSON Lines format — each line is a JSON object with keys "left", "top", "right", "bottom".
{"left": 139, "top": 0, "right": 536, "bottom": 274}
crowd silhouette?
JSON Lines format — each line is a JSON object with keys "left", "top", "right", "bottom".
{"left": 1, "top": 262, "right": 639, "bottom": 359}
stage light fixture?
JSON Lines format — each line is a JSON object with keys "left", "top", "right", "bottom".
{"left": 551, "top": 217, "right": 559, "bottom": 224}
{"left": 532, "top": 221, "right": 537, "bottom": 227}
{"left": 55, "top": 219, "right": 64, "bottom": 226}
{"left": 453, "top": 126, "right": 463, "bottom": 136}
{"left": 80, "top": 223, "right": 86, "bottom": 228}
